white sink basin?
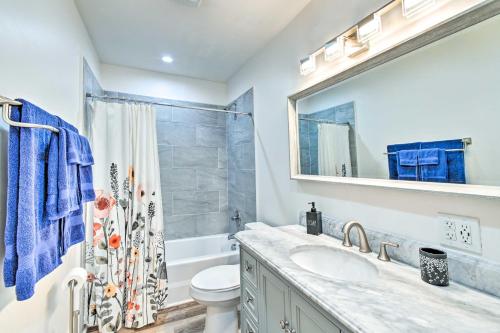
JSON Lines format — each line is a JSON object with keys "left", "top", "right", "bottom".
{"left": 289, "top": 245, "right": 379, "bottom": 283}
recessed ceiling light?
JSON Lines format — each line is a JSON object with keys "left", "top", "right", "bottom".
{"left": 172, "top": 0, "right": 203, "bottom": 7}
{"left": 162, "top": 56, "right": 174, "bottom": 63}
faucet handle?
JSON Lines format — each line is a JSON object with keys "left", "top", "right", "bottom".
{"left": 378, "top": 241, "right": 399, "bottom": 262}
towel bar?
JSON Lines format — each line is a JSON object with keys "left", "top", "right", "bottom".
{"left": 383, "top": 138, "right": 471, "bottom": 156}
{"left": 0, "top": 96, "right": 59, "bottom": 133}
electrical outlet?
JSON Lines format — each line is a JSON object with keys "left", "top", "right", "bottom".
{"left": 444, "top": 220, "right": 457, "bottom": 241}
{"left": 439, "top": 213, "right": 482, "bottom": 254}
{"left": 458, "top": 223, "right": 472, "bottom": 245}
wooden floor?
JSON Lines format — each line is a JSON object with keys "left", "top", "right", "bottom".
{"left": 88, "top": 301, "right": 207, "bottom": 333}
{"left": 89, "top": 301, "right": 240, "bottom": 333}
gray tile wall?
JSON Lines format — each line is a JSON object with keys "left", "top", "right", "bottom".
{"left": 227, "top": 89, "right": 256, "bottom": 233}
{"left": 156, "top": 105, "right": 229, "bottom": 240}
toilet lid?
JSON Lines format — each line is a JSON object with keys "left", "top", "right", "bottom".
{"left": 191, "top": 265, "right": 240, "bottom": 291}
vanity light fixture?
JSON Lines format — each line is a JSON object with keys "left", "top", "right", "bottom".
{"left": 300, "top": 55, "right": 316, "bottom": 76}
{"left": 402, "top": 0, "right": 436, "bottom": 18}
{"left": 357, "top": 14, "right": 382, "bottom": 43}
{"left": 324, "top": 37, "right": 345, "bottom": 62}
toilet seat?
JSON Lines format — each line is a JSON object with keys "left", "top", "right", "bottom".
{"left": 191, "top": 265, "right": 240, "bottom": 292}
{"left": 190, "top": 265, "right": 241, "bottom": 305}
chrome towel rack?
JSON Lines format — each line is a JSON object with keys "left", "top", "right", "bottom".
{"left": 383, "top": 137, "right": 472, "bottom": 156}
{"left": 0, "top": 95, "right": 59, "bottom": 133}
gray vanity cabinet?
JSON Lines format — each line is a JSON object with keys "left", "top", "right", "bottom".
{"left": 290, "top": 291, "right": 341, "bottom": 333}
{"left": 240, "top": 248, "right": 346, "bottom": 333}
{"left": 258, "top": 265, "right": 291, "bottom": 333}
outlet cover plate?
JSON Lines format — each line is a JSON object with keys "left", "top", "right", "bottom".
{"left": 439, "top": 213, "right": 482, "bottom": 254}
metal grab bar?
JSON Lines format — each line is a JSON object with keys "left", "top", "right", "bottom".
{"left": 68, "top": 279, "right": 80, "bottom": 333}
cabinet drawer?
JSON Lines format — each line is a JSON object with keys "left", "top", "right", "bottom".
{"left": 242, "top": 277, "right": 258, "bottom": 322}
{"left": 241, "top": 308, "right": 259, "bottom": 333}
{"left": 241, "top": 249, "right": 258, "bottom": 287}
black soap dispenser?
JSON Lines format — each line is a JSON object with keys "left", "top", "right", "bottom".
{"left": 306, "top": 202, "right": 322, "bottom": 235}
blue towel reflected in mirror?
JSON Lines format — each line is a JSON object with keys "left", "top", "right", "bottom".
{"left": 387, "top": 139, "right": 466, "bottom": 184}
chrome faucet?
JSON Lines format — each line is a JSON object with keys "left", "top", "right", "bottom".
{"left": 231, "top": 210, "right": 242, "bottom": 229}
{"left": 228, "top": 210, "right": 242, "bottom": 241}
{"left": 342, "top": 221, "right": 372, "bottom": 253}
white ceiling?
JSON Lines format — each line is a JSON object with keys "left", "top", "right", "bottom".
{"left": 75, "top": 0, "right": 311, "bottom": 82}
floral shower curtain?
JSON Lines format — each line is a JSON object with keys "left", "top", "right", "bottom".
{"left": 85, "top": 101, "right": 168, "bottom": 332}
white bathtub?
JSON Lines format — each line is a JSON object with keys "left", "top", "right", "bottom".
{"left": 165, "top": 233, "right": 240, "bottom": 307}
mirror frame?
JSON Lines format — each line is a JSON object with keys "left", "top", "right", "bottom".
{"left": 288, "top": 1, "right": 500, "bottom": 198}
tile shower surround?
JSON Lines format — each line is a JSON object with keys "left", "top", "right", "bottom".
{"left": 156, "top": 100, "right": 229, "bottom": 239}
{"left": 99, "top": 89, "right": 256, "bottom": 240}
{"left": 227, "top": 89, "right": 257, "bottom": 235}
{"left": 299, "top": 212, "right": 500, "bottom": 298}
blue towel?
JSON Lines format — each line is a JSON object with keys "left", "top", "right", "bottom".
{"left": 4, "top": 104, "right": 21, "bottom": 288}
{"left": 397, "top": 150, "right": 419, "bottom": 181}
{"left": 46, "top": 129, "right": 79, "bottom": 221}
{"left": 418, "top": 148, "right": 448, "bottom": 182}
{"left": 76, "top": 136, "right": 95, "bottom": 202}
{"left": 7, "top": 100, "right": 63, "bottom": 300}
{"left": 3, "top": 99, "right": 95, "bottom": 300}
{"left": 48, "top": 126, "right": 95, "bottom": 255}
{"left": 387, "top": 142, "right": 420, "bottom": 180}
{"left": 63, "top": 128, "right": 95, "bottom": 254}
{"left": 418, "top": 148, "right": 439, "bottom": 165}
{"left": 421, "top": 139, "right": 466, "bottom": 184}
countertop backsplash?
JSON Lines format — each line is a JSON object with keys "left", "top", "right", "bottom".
{"left": 298, "top": 211, "right": 500, "bottom": 298}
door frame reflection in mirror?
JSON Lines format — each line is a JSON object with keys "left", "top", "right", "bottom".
{"left": 288, "top": 1, "right": 500, "bottom": 198}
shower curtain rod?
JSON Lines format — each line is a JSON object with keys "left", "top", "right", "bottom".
{"left": 86, "top": 93, "right": 252, "bottom": 117}
{"left": 299, "top": 117, "right": 349, "bottom": 125}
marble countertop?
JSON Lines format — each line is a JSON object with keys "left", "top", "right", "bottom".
{"left": 235, "top": 225, "right": 500, "bottom": 333}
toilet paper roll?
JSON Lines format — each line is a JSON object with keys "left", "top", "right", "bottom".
{"left": 63, "top": 267, "right": 87, "bottom": 290}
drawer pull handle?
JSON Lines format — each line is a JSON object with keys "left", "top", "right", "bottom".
{"left": 246, "top": 329, "right": 254, "bottom": 333}
{"left": 244, "top": 261, "right": 253, "bottom": 272}
{"left": 286, "top": 329, "right": 296, "bottom": 333}
{"left": 246, "top": 295, "right": 254, "bottom": 303}
{"left": 280, "top": 320, "right": 289, "bottom": 329}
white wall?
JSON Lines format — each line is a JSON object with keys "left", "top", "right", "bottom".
{"left": 228, "top": 0, "right": 500, "bottom": 262}
{"left": 0, "top": 0, "right": 100, "bottom": 332}
{"left": 101, "top": 63, "right": 227, "bottom": 105}
{"left": 298, "top": 15, "right": 500, "bottom": 185}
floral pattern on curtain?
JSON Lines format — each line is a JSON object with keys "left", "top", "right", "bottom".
{"left": 85, "top": 101, "right": 168, "bottom": 332}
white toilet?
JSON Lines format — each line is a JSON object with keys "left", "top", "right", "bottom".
{"left": 190, "top": 264, "right": 241, "bottom": 333}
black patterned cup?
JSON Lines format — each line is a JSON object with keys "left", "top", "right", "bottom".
{"left": 419, "top": 248, "right": 449, "bottom": 287}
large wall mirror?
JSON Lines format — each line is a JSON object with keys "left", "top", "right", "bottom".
{"left": 288, "top": 1, "right": 500, "bottom": 197}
